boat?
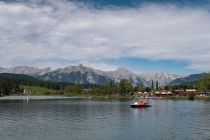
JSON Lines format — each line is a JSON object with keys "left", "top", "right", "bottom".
{"left": 130, "top": 104, "right": 152, "bottom": 108}
{"left": 130, "top": 99, "right": 152, "bottom": 108}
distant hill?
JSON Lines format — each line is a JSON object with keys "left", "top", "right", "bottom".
{"left": 169, "top": 73, "right": 208, "bottom": 86}
{"left": 0, "top": 73, "right": 39, "bottom": 81}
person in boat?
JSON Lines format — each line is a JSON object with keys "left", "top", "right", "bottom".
{"left": 144, "top": 99, "right": 148, "bottom": 104}
{"left": 138, "top": 98, "right": 148, "bottom": 105}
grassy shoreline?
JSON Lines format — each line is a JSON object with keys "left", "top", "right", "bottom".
{"left": 3, "top": 94, "right": 210, "bottom": 101}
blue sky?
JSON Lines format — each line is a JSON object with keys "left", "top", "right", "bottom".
{"left": 105, "top": 58, "right": 192, "bottom": 74}
{"left": 75, "top": 0, "right": 210, "bottom": 7}
{"left": 0, "top": 0, "right": 210, "bottom": 74}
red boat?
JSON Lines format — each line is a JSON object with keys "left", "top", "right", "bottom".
{"left": 130, "top": 104, "right": 152, "bottom": 108}
{"left": 130, "top": 99, "right": 152, "bottom": 108}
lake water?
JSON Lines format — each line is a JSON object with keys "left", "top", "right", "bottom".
{"left": 0, "top": 97, "right": 210, "bottom": 140}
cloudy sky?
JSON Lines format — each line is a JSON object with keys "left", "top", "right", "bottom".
{"left": 0, "top": 0, "right": 210, "bottom": 74}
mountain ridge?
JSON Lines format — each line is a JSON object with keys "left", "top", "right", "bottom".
{"left": 0, "top": 65, "right": 187, "bottom": 86}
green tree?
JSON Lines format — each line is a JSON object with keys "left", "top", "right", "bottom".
{"left": 134, "top": 83, "right": 144, "bottom": 92}
{"left": 144, "top": 87, "right": 151, "bottom": 92}
{"left": 0, "top": 78, "right": 22, "bottom": 96}
{"left": 156, "top": 81, "right": 159, "bottom": 90}
{"left": 197, "top": 74, "right": 210, "bottom": 92}
{"left": 119, "top": 79, "right": 133, "bottom": 95}
{"left": 64, "top": 84, "right": 83, "bottom": 96}
{"left": 151, "top": 80, "right": 154, "bottom": 90}
{"left": 164, "top": 86, "right": 170, "bottom": 90}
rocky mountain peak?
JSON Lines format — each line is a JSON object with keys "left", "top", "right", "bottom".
{"left": 59, "top": 65, "right": 94, "bottom": 74}
{"left": 139, "top": 72, "right": 187, "bottom": 86}
{"left": 115, "top": 67, "right": 133, "bottom": 74}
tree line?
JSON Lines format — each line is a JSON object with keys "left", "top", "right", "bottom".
{"left": 0, "top": 74, "right": 98, "bottom": 96}
{"left": 0, "top": 77, "right": 156, "bottom": 97}
{"left": 0, "top": 78, "right": 22, "bottom": 96}
{"left": 0, "top": 76, "right": 66, "bottom": 96}
{"left": 197, "top": 74, "right": 210, "bottom": 92}
{"left": 1, "top": 73, "right": 210, "bottom": 97}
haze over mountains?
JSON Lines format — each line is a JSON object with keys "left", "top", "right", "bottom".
{"left": 0, "top": 65, "right": 187, "bottom": 86}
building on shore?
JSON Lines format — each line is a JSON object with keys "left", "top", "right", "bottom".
{"left": 152, "top": 90, "right": 173, "bottom": 97}
{"left": 137, "top": 90, "right": 174, "bottom": 98}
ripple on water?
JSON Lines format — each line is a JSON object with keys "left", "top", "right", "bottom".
{"left": 1, "top": 99, "right": 210, "bottom": 140}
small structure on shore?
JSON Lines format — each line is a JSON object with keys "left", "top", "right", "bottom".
{"left": 186, "top": 89, "right": 196, "bottom": 92}
{"left": 152, "top": 90, "right": 173, "bottom": 97}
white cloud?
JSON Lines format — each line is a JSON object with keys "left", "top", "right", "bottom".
{"left": 0, "top": 1, "right": 210, "bottom": 71}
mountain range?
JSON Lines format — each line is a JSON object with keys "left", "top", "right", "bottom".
{"left": 0, "top": 65, "right": 187, "bottom": 86}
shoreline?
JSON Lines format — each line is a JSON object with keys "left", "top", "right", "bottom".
{"left": 0, "top": 95, "right": 92, "bottom": 100}
{"left": 1, "top": 95, "right": 210, "bottom": 101}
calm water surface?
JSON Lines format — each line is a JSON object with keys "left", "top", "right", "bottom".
{"left": 0, "top": 97, "right": 210, "bottom": 140}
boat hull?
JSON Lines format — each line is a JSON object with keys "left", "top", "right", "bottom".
{"left": 130, "top": 104, "right": 152, "bottom": 108}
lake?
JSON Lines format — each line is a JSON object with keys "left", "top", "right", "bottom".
{"left": 0, "top": 96, "right": 210, "bottom": 140}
